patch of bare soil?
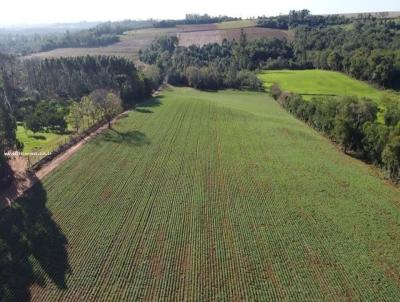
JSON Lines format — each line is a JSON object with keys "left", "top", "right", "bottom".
{"left": 0, "top": 156, "right": 37, "bottom": 209}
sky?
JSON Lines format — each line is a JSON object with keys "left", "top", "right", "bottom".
{"left": 1, "top": 0, "right": 400, "bottom": 26}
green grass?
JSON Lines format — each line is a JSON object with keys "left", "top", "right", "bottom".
{"left": 217, "top": 19, "right": 256, "bottom": 29}
{"left": 16, "top": 125, "right": 68, "bottom": 153}
{"left": 7, "top": 87, "right": 400, "bottom": 300}
{"left": 259, "top": 69, "right": 398, "bottom": 101}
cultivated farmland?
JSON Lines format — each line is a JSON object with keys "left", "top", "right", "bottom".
{"left": 4, "top": 87, "right": 400, "bottom": 301}
{"left": 26, "top": 23, "right": 292, "bottom": 63}
{"left": 178, "top": 27, "right": 292, "bottom": 47}
{"left": 260, "top": 69, "right": 398, "bottom": 101}
{"left": 25, "top": 27, "right": 181, "bottom": 62}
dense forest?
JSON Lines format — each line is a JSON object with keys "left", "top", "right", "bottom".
{"left": 257, "top": 9, "right": 350, "bottom": 29}
{"left": 257, "top": 11, "right": 400, "bottom": 89}
{"left": 293, "top": 18, "right": 400, "bottom": 88}
{"left": 139, "top": 33, "right": 295, "bottom": 90}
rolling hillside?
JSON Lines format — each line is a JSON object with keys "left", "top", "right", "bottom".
{"left": 260, "top": 69, "right": 398, "bottom": 102}
{"left": 3, "top": 87, "right": 400, "bottom": 301}
{"left": 26, "top": 22, "right": 292, "bottom": 63}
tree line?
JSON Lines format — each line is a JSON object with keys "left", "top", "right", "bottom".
{"left": 257, "top": 10, "right": 350, "bottom": 30}
{"left": 154, "top": 14, "right": 240, "bottom": 28}
{"left": 293, "top": 17, "right": 400, "bottom": 89}
{"left": 139, "top": 33, "right": 295, "bottom": 90}
{"left": 257, "top": 11, "right": 400, "bottom": 89}
{"left": 271, "top": 85, "right": 400, "bottom": 182}
{"left": 19, "top": 55, "right": 158, "bottom": 134}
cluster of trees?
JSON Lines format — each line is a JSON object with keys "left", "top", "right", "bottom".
{"left": 271, "top": 85, "right": 400, "bottom": 182}
{"left": 24, "top": 100, "right": 68, "bottom": 133}
{"left": 22, "top": 56, "right": 151, "bottom": 108}
{"left": 256, "top": 11, "right": 400, "bottom": 89}
{"left": 257, "top": 10, "right": 349, "bottom": 30}
{"left": 0, "top": 20, "right": 153, "bottom": 56}
{"left": 293, "top": 18, "right": 400, "bottom": 88}
{"left": 68, "top": 90, "right": 123, "bottom": 132}
{"left": 0, "top": 52, "right": 154, "bottom": 188}
{"left": 154, "top": 14, "right": 240, "bottom": 28}
{"left": 18, "top": 55, "right": 155, "bottom": 135}
{"left": 140, "top": 33, "right": 295, "bottom": 90}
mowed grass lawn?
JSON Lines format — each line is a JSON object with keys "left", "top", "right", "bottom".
{"left": 16, "top": 125, "right": 68, "bottom": 153}
{"left": 259, "top": 69, "right": 397, "bottom": 101}
{"left": 11, "top": 87, "right": 400, "bottom": 300}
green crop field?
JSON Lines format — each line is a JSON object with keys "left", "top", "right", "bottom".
{"left": 216, "top": 19, "right": 256, "bottom": 29}
{"left": 5, "top": 87, "right": 400, "bottom": 301}
{"left": 260, "top": 69, "right": 398, "bottom": 101}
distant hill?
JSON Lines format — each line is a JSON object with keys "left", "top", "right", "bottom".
{"left": 0, "top": 21, "right": 101, "bottom": 35}
{"left": 26, "top": 21, "right": 292, "bottom": 63}
{"left": 328, "top": 11, "right": 400, "bottom": 19}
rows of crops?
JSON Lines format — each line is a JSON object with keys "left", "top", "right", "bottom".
{"left": 14, "top": 87, "right": 400, "bottom": 300}
{"left": 259, "top": 69, "right": 398, "bottom": 102}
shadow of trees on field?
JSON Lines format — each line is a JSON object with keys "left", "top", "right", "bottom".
{"left": 301, "top": 93, "right": 337, "bottom": 97}
{"left": 135, "top": 108, "right": 153, "bottom": 114}
{"left": 30, "top": 135, "right": 46, "bottom": 140}
{"left": 137, "top": 96, "right": 163, "bottom": 108}
{"left": 0, "top": 181, "right": 70, "bottom": 301}
{"left": 100, "top": 129, "right": 151, "bottom": 147}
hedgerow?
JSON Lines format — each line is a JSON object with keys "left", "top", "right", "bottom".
{"left": 271, "top": 84, "right": 400, "bottom": 182}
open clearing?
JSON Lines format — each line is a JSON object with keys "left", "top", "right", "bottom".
{"left": 16, "top": 125, "right": 68, "bottom": 153}
{"left": 27, "top": 25, "right": 292, "bottom": 62}
{"left": 216, "top": 19, "right": 257, "bottom": 29}
{"left": 8, "top": 87, "right": 400, "bottom": 300}
{"left": 260, "top": 69, "right": 398, "bottom": 101}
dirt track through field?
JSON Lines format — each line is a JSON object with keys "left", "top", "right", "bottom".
{"left": 0, "top": 113, "right": 126, "bottom": 209}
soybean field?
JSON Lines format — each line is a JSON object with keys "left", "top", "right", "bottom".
{"left": 259, "top": 69, "right": 398, "bottom": 102}
{"left": 6, "top": 87, "right": 400, "bottom": 301}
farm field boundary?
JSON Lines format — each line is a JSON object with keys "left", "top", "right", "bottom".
{"left": 7, "top": 87, "right": 399, "bottom": 301}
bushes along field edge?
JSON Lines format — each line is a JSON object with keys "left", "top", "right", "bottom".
{"left": 269, "top": 83, "right": 400, "bottom": 183}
